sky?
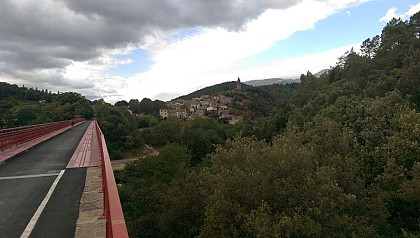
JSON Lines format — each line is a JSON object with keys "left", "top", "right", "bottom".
{"left": 0, "top": 0, "right": 419, "bottom": 103}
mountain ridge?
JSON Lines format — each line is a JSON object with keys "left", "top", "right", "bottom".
{"left": 244, "top": 78, "right": 299, "bottom": 87}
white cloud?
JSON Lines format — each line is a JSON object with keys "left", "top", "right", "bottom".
{"left": 113, "top": 42, "right": 360, "bottom": 102}
{"left": 379, "top": 8, "right": 398, "bottom": 22}
{"left": 406, "top": 2, "right": 420, "bottom": 16}
{"left": 1, "top": 0, "right": 369, "bottom": 103}
{"left": 113, "top": 0, "right": 366, "bottom": 102}
{"left": 380, "top": 2, "right": 420, "bottom": 22}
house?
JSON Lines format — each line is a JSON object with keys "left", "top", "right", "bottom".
{"left": 218, "top": 110, "right": 229, "bottom": 118}
{"left": 196, "top": 107, "right": 206, "bottom": 117}
{"left": 228, "top": 116, "right": 243, "bottom": 125}
{"left": 206, "top": 106, "right": 216, "bottom": 111}
{"left": 169, "top": 109, "right": 187, "bottom": 118}
{"left": 219, "top": 96, "right": 232, "bottom": 104}
{"left": 159, "top": 109, "right": 169, "bottom": 118}
{"left": 162, "top": 93, "right": 233, "bottom": 119}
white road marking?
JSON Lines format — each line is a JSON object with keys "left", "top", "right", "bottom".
{"left": 0, "top": 173, "right": 60, "bottom": 180}
{"left": 20, "top": 169, "right": 65, "bottom": 238}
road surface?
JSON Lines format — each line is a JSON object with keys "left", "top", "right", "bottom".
{"left": 0, "top": 122, "right": 89, "bottom": 238}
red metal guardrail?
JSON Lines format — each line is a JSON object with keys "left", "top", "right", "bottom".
{"left": 94, "top": 120, "right": 129, "bottom": 238}
{"left": 0, "top": 119, "right": 85, "bottom": 151}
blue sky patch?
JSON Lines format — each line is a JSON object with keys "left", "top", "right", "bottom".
{"left": 166, "top": 28, "right": 202, "bottom": 43}
{"left": 110, "top": 48, "right": 153, "bottom": 77}
{"left": 244, "top": 0, "right": 419, "bottom": 65}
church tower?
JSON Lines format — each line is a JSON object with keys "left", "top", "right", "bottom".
{"left": 236, "top": 77, "right": 241, "bottom": 91}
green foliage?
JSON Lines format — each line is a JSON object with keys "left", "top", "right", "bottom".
{"left": 114, "top": 100, "right": 129, "bottom": 107}
{"left": 94, "top": 100, "right": 144, "bottom": 159}
{"left": 181, "top": 117, "right": 227, "bottom": 165}
{"left": 114, "top": 144, "right": 192, "bottom": 237}
{"left": 128, "top": 98, "right": 165, "bottom": 115}
{"left": 142, "top": 117, "right": 183, "bottom": 147}
{"left": 13, "top": 105, "right": 38, "bottom": 126}
{"left": 137, "top": 114, "right": 158, "bottom": 128}
{"left": 0, "top": 83, "right": 93, "bottom": 127}
{"left": 142, "top": 117, "right": 227, "bottom": 165}
{"left": 128, "top": 99, "right": 141, "bottom": 114}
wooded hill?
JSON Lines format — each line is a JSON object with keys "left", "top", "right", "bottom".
{"left": 177, "top": 81, "right": 251, "bottom": 100}
{"left": 0, "top": 83, "right": 93, "bottom": 128}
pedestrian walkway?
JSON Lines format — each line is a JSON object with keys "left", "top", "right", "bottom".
{"left": 67, "top": 121, "right": 101, "bottom": 168}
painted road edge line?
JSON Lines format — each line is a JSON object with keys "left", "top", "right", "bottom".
{"left": 0, "top": 173, "right": 60, "bottom": 180}
{"left": 20, "top": 169, "right": 66, "bottom": 238}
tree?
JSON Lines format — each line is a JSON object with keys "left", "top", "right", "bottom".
{"left": 114, "top": 100, "right": 129, "bottom": 107}
{"left": 12, "top": 105, "right": 38, "bottom": 126}
{"left": 143, "top": 117, "right": 183, "bottom": 147}
{"left": 360, "top": 35, "right": 381, "bottom": 58}
{"left": 128, "top": 99, "right": 141, "bottom": 114}
{"left": 115, "top": 144, "right": 192, "bottom": 237}
{"left": 139, "top": 98, "right": 155, "bottom": 115}
{"left": 94, "top": 100, "right": 143, "bottom": 159}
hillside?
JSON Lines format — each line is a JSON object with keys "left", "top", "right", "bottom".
{"left": 177, "top": 81, "right": 250, "bottom": 100}
{"left": 0, "top": 83, "right": 93, "bottom": 128}
{"left": 177, "top": 78, "right": 299, "bottom": 99}
{"left": 175, "top": 79, "right": 298, "bottom": 118}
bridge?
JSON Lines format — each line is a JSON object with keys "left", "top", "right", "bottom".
{"left": 0, "top": 120, "right": 129, "bottom": 238}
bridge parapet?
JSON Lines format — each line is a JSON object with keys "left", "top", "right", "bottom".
{"left": 0, "top": 119, "right": 85, "bottom": 151}
{"left": 94, "top": 120, "right": 129, "bottom": 238}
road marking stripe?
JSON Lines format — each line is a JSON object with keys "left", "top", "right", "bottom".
{"left": 0, "top": 173, "right": 60, "bottom": 180}
{"left": 20, "top": 169, "right": 65, "bottom": 238}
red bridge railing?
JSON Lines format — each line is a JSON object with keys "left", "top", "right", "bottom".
{"left": 0, "top": 119, "right": 85, "bottom": 151}
{"left": 94, "top": 120, "right": 129, "bottom": 238}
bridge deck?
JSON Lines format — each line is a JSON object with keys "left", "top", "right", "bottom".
{"left": 0, "top": 121, "right": 105, "bottom": 238}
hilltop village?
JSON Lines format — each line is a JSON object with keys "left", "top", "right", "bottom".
{"left": 159, "top": 78, "right": 243, "bottom": 124}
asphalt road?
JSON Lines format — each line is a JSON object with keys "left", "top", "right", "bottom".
{"left": 0, "top": 122, "right": 90, "bottom": 238}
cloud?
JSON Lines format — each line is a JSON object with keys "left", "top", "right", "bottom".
{"left": 61, "top": 0, "right": 301, "bottom": 30}
{"left": 116, "top": 0, "right": 366, "bottom": 102}
{"left": 0, "top": 0, "right": 301, "bottom": 86}
{"left": 379, "top": 2, "right": 420, "bottom": 22}
{"left": 0, "top": 0, "right": 370, "bottom": 103}
{"left": 406, "top": 2, "right": 420, "bottom": 16}
{"left": 113, "top": 42, "right": 359, "bottom": 103}
{"left": 379, "top": 8, "right": 398, "bottom": 22}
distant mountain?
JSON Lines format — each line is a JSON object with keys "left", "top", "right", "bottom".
{"left": 243, "top": 70, "right": 330, "bottom": 87}
{"left": 314, "top": 69, "right": 331, "bottom": 78}
{"left": 244, "top": 78, "right": 299, "bottom": 87}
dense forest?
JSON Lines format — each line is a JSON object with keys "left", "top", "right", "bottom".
{"left": 115, "top": 13, "right": 420, "bottom": 237}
